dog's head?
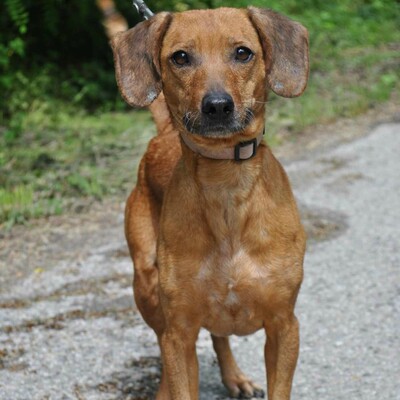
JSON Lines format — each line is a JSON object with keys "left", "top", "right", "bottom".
{"left": 112, "top": 7, "right": 308, "bottom": 139}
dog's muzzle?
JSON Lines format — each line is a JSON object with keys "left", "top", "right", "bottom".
{"left": 201, "top": 92, "right": 235, "bottom": 120}
{"left": 183, "top": 91, "right": 253, "bottom": 137}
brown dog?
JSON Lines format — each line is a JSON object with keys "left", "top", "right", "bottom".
{"left": 112, "top": 6, "right": 308, "bottom": 400}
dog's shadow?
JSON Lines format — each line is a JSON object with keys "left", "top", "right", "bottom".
{"left": 96, "top": 355, "right": 228, "bottom": 399}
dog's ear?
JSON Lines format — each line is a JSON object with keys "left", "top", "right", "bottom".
{"left": 248, "top": 7, "right": 309, "bottom": 98}
{"left": 111, "top": 12, "right": 172, "bottom": 107}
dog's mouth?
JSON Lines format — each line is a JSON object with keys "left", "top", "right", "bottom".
{"left": 183, "top": 108, "right": 254, "bottom": 137}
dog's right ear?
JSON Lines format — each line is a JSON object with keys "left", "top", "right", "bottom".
{"left": 248, "top": 7, "right": 309, "bottom": 98}
{"left": 111, "top": 12, "right": 172, "bottom": 107}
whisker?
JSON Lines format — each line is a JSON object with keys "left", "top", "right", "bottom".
{"left": 190, "top": 112, "right": 201, "bottom": 132}
{"left": 169, "top": 108, "right": 186, "bottom": 131}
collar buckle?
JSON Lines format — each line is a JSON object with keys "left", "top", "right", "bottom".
{"left": 234, "top": 138, "right": 258, "bottom": 162}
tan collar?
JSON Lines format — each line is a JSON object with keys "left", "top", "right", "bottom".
{"left": 181, "top": 129, "right": 264, "bottom": 161}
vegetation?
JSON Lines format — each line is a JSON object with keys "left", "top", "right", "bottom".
{"left": 1, "top": 0, "right": 399, "bottom": 227}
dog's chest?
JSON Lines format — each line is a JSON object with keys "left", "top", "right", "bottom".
{"left": 197, "top": 241, "right": 269, "bottom": 336}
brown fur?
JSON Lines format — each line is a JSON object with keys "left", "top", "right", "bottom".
{"left": 112, "top": 7, "right": 308, "bottom": 400}
{"left": 96, "top": 0, "right": 128, "bottom": 38}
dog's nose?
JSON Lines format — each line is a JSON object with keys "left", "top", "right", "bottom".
{"left": 201, "top": 92, "right": 234, "bottom": 119}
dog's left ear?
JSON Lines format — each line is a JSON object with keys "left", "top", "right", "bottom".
{"left": 248, "top": 7, "right": 309, "bottom": 98}
{"left": 111, "top": 12, "right": 172, "bottom": 107}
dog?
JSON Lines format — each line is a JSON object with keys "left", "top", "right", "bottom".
{"left": 111, "top": 6, "right": 308, "bottom": 400}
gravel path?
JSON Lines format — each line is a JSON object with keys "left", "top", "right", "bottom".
{"left": 0, "top": 122, "right": 399, "bottom": 400}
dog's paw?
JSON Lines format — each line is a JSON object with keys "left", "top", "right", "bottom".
{"left": 223, "top": 373, "right": 265, "bottom": 399}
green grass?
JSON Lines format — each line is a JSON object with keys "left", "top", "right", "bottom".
{"left": 264, "top": 44, "right": 400, "bottom": 140}
{"left": 0, "top": 105, "right": 156, "bottom": 227}
{"left": 1, "top": 0, "right": 399, "bottom": 228}
{"left": 0, "top": 185, "right": 63, "bottom": 229}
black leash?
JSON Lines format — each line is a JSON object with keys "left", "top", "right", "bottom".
{"left": 132, "top": 0, "right": 154, "bottom": 20}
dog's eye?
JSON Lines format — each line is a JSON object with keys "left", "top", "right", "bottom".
{"left": 235, "top": 47, "right": 253, "bottom": 63}
{"left": 171, "top": 50, "right": 190, "bottom": 66}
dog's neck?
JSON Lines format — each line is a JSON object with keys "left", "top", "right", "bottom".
{"left": 179, "top": 133, "right": 266, "bottom": 246}
{"left": 180, "top": 129, "right": 265, "bottom": 162}
{"left": 179, "top": 132, "right": 266, "bottom": 194}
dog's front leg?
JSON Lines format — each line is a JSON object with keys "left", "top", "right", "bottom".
{"left": 160, "top": 316, "right": 200, "bottom": 399}
{"left": 264, "top": 314, "right": 299, "bottom": 400}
